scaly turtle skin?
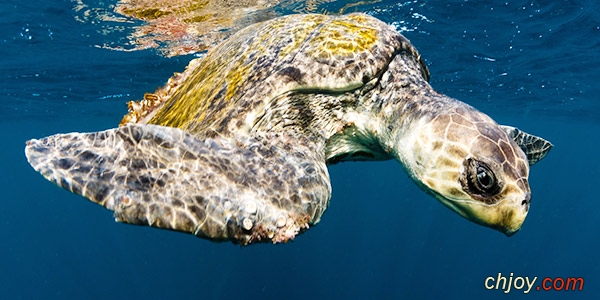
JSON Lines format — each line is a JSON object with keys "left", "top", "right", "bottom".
{"left": 25, "top": 13, "right": 552, "bottom": 245}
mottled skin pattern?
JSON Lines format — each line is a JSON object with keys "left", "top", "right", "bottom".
{"left": 25, "top": 13, "right": 552, "bottom": 245}
{"left": 26, "top": 125, "right": 329, "bottom": 244}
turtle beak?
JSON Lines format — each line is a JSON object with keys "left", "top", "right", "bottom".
{"left": 490, "top": 192, "right": 531, "bottom": 237}
{"left": 437, "top": 192, "right": 530, "bottom": 237}
{"left": 474, "top": 209, "right": 525, "bottom": 237}
{"left": 503, "top": 227, "right": 520, "bottom": 237}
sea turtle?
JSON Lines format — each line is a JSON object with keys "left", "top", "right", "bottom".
{"left": 25, "top": 13, "right": 552, "bottom": 245}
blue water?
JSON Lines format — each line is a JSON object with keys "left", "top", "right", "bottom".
{"left": 2, "top": 0, "right": 599, "bottom": 299}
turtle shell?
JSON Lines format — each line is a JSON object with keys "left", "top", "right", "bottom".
{"left": 121, "top": 13, "right": 429, "bottom": 137}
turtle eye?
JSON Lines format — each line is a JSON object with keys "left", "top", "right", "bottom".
{"left": 462, "top": 159, "right": 501, "bottom": 197}
{"left": 476, "top": 165, "right": 495, "bottom": 192}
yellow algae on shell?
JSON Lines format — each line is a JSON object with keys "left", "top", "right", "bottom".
{"left": 306, "top": 17, "right": 378, "bottom": 59}
{"left": 276, "top": 14, "right": 327, "bottom": 58}
{"left": 121, "top": 13, "right": 426, "bottom": 138}
{"left": 136, "top": 15, "right": 325, "bottom": 131}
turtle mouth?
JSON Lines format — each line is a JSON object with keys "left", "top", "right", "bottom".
{"left": 427, "top": 189, "right": 526, "bottom": 236}
{"left": 503, "top": 227, "right": 520, "bottom": 237}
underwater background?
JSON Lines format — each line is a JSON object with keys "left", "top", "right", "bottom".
{"left": 2, "top": 0, "right": 598, "bottom": 299}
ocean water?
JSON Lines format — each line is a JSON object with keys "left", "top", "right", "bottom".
{"left": 2, "top": 0, "right": 599, "bottom": 299}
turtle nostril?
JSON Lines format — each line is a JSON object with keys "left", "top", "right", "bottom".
{"left": 521, "top": 199, "right": 529, "bottom": 212}
{"left": 521, "top": 193, "right": 531, "bottom": 212}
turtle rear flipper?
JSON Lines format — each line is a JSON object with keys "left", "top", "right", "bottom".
{"left": 25, "top": 124, "right": 331, "bottom": 245}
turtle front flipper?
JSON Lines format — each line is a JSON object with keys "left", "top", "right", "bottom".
{"left": 25, "top": 124, "right": 331, "bottom": 245}
{"left": 499, "top": 125, "right": 553, "bottom": 166}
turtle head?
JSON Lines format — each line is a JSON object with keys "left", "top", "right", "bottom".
{"left": 399, "top": 105, "right": 552, "bottom": 236}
